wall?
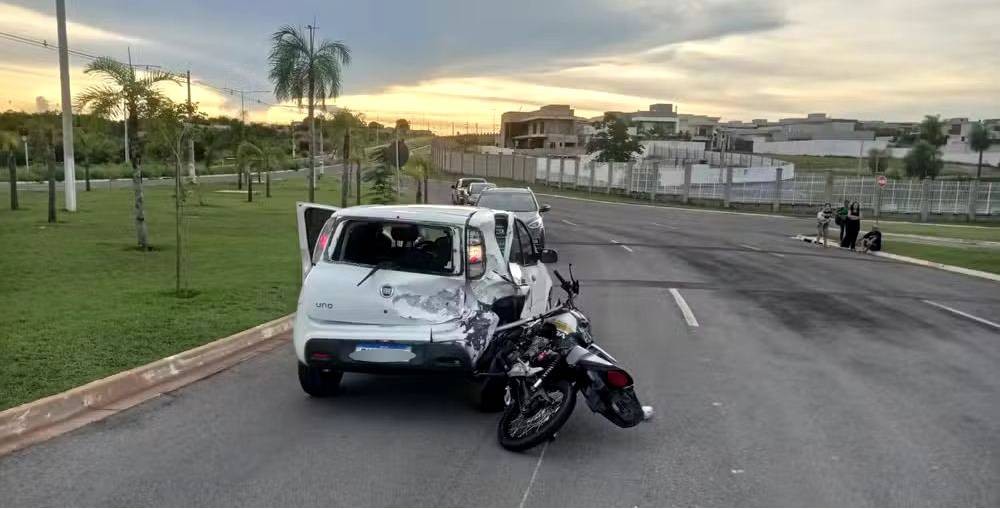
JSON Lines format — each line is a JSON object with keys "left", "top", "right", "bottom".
{"left": 753, "top": 139, "right": 890, "bottom": 157}
{"left": 888, "top": 147, "right": 1000, "bottom": 166}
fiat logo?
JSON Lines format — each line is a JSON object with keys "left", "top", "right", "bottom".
{"left": 379, "top": 285, "right": 394, "bottom": 298}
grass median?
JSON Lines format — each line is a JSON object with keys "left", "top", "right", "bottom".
{"left": 0, "top": 173, "right": 396, "bottom": 411}
{"left": 881, "top": 241, "right": 1000, "bottom": 275}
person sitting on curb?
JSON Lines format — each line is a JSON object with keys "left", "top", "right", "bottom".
{"left": 816, "top": 202, "right": 833, "bottom": 246}
{"left": 861, "top": 226, "right": 882, "bottom": 253}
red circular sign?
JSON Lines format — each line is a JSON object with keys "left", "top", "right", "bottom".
{"left": 877, "top": 175, "right": 888, "bottom": 188}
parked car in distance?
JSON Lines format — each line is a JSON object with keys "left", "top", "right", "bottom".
{"left": 467, "top": 182, "right": 496, "bottom": 205}
{"left": 293, "top": 202, "right": 558, "bottom": 398}
{"left": 475, "top": 187, "right": 550, "bottom": 248}
{"left": 451, "top": 177, "right": 487, "bottom": 204}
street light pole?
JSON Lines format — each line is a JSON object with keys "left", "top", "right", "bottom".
{"left": 56, "top": 0, "right": 77, "bottom": 211}
{"left": 22, "top": 135, "right": 29, "bottom": 172}
{"left": 186, "top": 69, "right": 196, "bottom": 182}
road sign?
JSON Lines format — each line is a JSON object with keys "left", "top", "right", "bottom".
{"left": 877, "top": 175, "right": 888, "bottom": 188}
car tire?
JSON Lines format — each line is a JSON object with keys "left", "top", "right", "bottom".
{"left": 298, "top": 362, "right": 343, "bottom": 397}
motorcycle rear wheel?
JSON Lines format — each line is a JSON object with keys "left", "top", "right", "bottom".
{"left": 498, "top": 379, "right": 576, "bottom": 452}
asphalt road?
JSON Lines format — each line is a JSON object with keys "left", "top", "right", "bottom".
{"left": 2, "top": 181, "right": 998, "bottom": 507}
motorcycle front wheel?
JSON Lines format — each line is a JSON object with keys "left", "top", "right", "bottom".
{"left": 498, "top": 379, "right": 576, "bottom": 452}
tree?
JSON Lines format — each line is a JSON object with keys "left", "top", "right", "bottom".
{"left": 236, "top": 140, "right": 264, "bottom": 202}
{"left": 268, "top": 25, "right": 351, "bottom": 203}
{"left": 968, "top": 121, "right": 993, "bottom": 179}
{"left": 403, "top": 157, "right": 430, "bottom": 204}
{"left": 74, "top": 121, "right": 116, "bottom": 191}
{"left": 904, "top": 140, "right": 942, "bottom": 179}
{"left": 199, "top": 127, "right": 230, "bottom": 175}
{"left": 919, "top": 115, "right": 947, "bottom": 147}
{"left": 0, "top": 130, "right": 18, "bottom": 210}
{"left": 368, "top": 121, "right": 383, "bottom": 130}
{"left": 76, "top": 56, "right": 180, "bottom": 249}
{"left": 395, "top": 118, "right": 410, "bottom": 135}
{"left": 586, "top": 113, "right": 644, "bottom": 162}
{"left": 867, "top": 147, "right": 889, "bottom": 174}
{"left": 363, "top": 146, "right": 397, "bottom": 204}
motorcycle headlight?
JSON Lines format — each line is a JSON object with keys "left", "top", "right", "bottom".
{"left": 527, "top": 218, "right": 543, "bottom": 229}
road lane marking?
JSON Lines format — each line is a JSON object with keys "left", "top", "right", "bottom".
{"left": 561, "top": 219, "right": 577, "bottom": 226}
{"left": 651, "top": 221, "right": 676, "bottom": 229}
{"left": 669, "top": 288, "right": 700, "bottom": 327}
{"left": 741, "top": 243, "right": 786, "bottom": 258}
{"left": 923, "top": 300, "right": 1000, "bottom": 330}
{"left": 519, "top": 442, "right": 548, "bottom": 508}
{"left": 610, "top": 239, "right": 634, "bottom": 253}
{"left": 535, "top": 193, "right": 793, "bottom": 219}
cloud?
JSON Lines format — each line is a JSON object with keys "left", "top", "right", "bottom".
{"left": 0, "top": 2, "right": 146, "bottom": 44}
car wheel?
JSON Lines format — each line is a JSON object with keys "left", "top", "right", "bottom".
{"left": 298, "top": 362, "right": 343, "bottom": 397}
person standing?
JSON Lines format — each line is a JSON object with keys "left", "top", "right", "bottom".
{"left": 816, "top": 202, "right": 833, "bottom": 246}
{"left": 841, "top": 201, "right": 862, "bottom": 250}
{"left": 835, "top": 200, "right": 849, "bottom": 243}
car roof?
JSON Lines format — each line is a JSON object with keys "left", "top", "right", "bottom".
{"left": 480, "top": 187, "right": 532, "bottom": 194}
{"left": 337, "top": 204, "right": 478, "bottom": 224}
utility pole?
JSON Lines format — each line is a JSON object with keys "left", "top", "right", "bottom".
{"left": 395, "top": 127, "right": 401, "bottom": 200}
{"left": 318, "top": 115, "right": 324, "bottom": 179}
{"left": 22, "top": 134, "right": 29, "bottom": 172}
{"left": 856, "top": 140, "right": 864, "bottom": 177}
{"left": 307, "top": 21, "right": 318, "bottom": 199}
{"left": 186, "top": 69, "right": 196, "bottom": 182}
{"left": 56, "top": 0, "right": 77, "bottom": 211}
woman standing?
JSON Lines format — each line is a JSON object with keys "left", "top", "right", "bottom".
{"left": 841, "top": 201, "right": 862, "bottom": 250}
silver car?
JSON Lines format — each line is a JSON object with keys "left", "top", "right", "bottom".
{"left": 466, "top": 182, "right": 496, "bottom": 205}
{"left": 475, "top": 187, "right": 550, "bottom": 248}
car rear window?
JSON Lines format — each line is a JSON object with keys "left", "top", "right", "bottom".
{"left": 328, "top": 220, "right": 460, "bottom": 276}
{"left": 476, "top": 192, "right": 538, "bottom": 212}
{"left": 469, "top": 183, "right": 492, "bottom": 193}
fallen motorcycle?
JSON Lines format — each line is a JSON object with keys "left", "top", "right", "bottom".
{"left": 486, "top": 265, "right": 654, "bottom": 451}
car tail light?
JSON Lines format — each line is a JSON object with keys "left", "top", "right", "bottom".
{"left": 605, "top": 370, "right": 631, "bottom": 389}
{"left": 310, "top": 352, "right": 332, "bottom": 361}
{"left": 317, "top": 232, "right": 331, "bottom": 252}
{"left": 467, "top": 227, "right": 485, "bottom": 278}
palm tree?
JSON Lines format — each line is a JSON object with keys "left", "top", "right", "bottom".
{"left": 1, "top": 130, "right": 18, "bottom": 210}
{"left": 76, "top": 57, "right": 179, "bottom": 249}
{"left": 968, "top": 121, "right": 993, "bottom": 179}
{"left": 268, "top": 25, "right": 350, "bottom": 203}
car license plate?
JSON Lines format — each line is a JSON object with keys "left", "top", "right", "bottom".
{"left": 350, "top": 343, "right": 414, "bottom": 363}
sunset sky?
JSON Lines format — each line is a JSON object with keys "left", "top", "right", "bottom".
{"left": 1, "top": 0, "right": 998, "bottom": 132}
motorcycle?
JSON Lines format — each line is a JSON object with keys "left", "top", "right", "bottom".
{"left": 487, "top": 265, "right": 654, "bottom": 451}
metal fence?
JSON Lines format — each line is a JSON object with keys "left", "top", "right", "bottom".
{"left": 431, "top": 144, "right": 999, "bottom": 217}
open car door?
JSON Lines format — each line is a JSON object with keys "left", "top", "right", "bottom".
{"left": 296, "top": 202, "right": 339, "bottom": 278}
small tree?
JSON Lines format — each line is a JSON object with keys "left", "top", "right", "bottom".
{"left": 363, "top": 146, "right": 397, "bottom": 204}
{"left": 236, "top": 140, "right": 263, "bottom": 203}
{"left": 395, "top": 118, "right": 410, "bottom": 136}
{"left": 968, "top": 121, "right": 993, "bottom": 179}
{"left": 904, "top": 140, "right": 942, "bottom": 179}
{"left": 586, "top": 113, "right": 644, "bottom": 162}
{"left": 149, "top": 99, "right": 195, "bottom": 296}
{"left": 403, "top": 157, "right": 430, "bottom": 204}
{"left": 1, "top": 131, "right": 18, "bottom": 210}
{"left": 867, "top": 147, "right": 889, "bottom": 174}
{"left": 919, "top": 115, "right": 947, "bottom": 147}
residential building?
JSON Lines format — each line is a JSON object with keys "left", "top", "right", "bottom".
{"left": 499, "top": 105, "right": 583, "bottom": 150}
{"left": 677, "top": 113, "right": 720, "bottom": 141}
{"left": 624, "top": 103, "right": 679, "bottom": 138}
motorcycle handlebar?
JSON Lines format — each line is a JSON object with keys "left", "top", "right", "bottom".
{"left": 553, "top": 270, "right": 567, "bottom": 286}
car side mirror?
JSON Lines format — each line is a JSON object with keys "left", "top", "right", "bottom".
{"left": 539, "top": 204, "right": 551, "bottom": 213}
{"left": 538, "top": 248, "right": 558, "bottom": 264}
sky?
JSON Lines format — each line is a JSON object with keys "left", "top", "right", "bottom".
{"left": 1, "top": 0, "right": 998, "bottom": 132}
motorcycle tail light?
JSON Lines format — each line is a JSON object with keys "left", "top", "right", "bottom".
{"left": 605, "top": 370, "right": 631, "bottom": 389}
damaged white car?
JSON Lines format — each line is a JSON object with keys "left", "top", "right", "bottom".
{"left": 293, "top": 202, "right": 557, "bottom": 398}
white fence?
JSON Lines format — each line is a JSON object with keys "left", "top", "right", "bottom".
{"left": 432, "top": 143, "right": 998, "bottom": 217}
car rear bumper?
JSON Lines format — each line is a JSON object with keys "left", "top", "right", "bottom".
{"left": 304, "top": 338, "right": 474, "bottom": 374}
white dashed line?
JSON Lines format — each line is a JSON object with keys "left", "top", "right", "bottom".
{"left": 739, "top": 243, "right": 761, "bottom": 251}
{"left": 561, "top": 219, "right": 577, "bottom": 226}
{"left": 923, "top": 300, "right": 1000, "bottom": 330}
{"left": 610, "top": 239, "right": 634, "bottom": 253}
{"left": 519, "top": 442, "right": 548, "bottom": 508}
{"left": 651, "top": 222, "right": 676, "bottom": 229}
{"left": 669, "top": 288, "right": 700, "bottom": 327}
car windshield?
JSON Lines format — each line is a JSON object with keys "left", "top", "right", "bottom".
{"left": 476, "top": 192, "right": 537, "bottom": 212}
{"left": 328, "top": 220, "right": 459, "bottom": 276}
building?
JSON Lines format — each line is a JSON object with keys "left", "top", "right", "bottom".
{"left": 499, "top": 105, "right": 583, "bottom": 150}
{"left": 677, "top": 113, "right": 721, "bottom": 141}
{"left": 623, "top": 103, "right": 679, "bottom": 138}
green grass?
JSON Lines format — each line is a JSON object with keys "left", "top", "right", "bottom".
{"left": 0, "top": 174, "right": 405, "bottom": 411}
{"left": 885, "top": 241, "right": 1000, "bottom": 275}
{"left": 768, "top": 154, "right": 995, "bottom": 178}
{"left": 877, "top": 222, "right": 1000, "bottom": 242}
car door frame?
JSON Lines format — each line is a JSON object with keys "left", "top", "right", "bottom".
{"left": 510, "top": 217, "right": 552, "bottom": 317}
{"left": 296, "top": 201, "right": 339, "bottom": 278}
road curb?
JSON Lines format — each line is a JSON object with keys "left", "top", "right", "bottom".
{"left": 0, "top": 314, "right": 295, "bottom": 457}
{"left": 791, "top": 235, "right": 1000, "bottom": 282}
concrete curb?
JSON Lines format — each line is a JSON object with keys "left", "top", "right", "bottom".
{"left": 0, "top": 314, "right": 294, "bottom": 457}
{"left": 791, "top": 235, "right": 1000, "bottom": 283}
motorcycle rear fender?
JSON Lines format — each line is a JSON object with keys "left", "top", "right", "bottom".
{"left": 570, "top": 346, "right": 644, "bottom": 428}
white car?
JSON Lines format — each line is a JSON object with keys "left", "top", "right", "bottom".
{"left": 293, "top": 202, "right": 557, "bottom": 397}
